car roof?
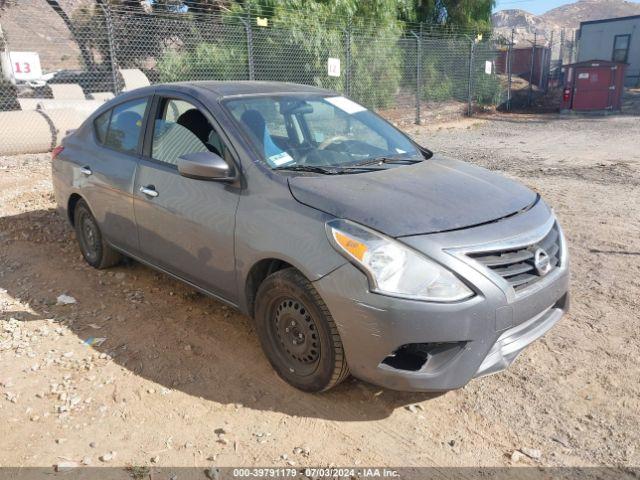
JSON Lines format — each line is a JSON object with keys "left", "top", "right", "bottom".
{"left": 156, "top": 81, "right": 336, "bottom": 98}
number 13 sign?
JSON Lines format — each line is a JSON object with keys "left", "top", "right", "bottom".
{"left": 9, "top": 52, "right": 43, "bottom": 81}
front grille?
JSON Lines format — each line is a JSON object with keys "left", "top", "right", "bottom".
{"left": 468, "top": 224, "right": 561, "bottom": 292}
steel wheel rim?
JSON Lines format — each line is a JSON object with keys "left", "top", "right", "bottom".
{"left": 78, "top": 211, "right": 99, "bottom": 263}
{"left": 269, "top": 297, "right": 321, "bottom": 377}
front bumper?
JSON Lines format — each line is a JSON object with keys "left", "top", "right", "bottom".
{"left": 313, "top": 203, "right": 570, "bottom": 392}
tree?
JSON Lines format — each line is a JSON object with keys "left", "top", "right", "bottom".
{"left": 399, "top": 0, "right": 494, "bottom": 33}
{"left": 444, "top": 0, "right": 494, "bottom": 33}
{"left": 44, "top": 0, "right": 97, "bottom": 70}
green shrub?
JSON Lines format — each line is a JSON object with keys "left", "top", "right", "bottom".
{"left": 473, "top": 71, "right": 502, "bottom": 105}
{"left": 157, "top": 42, "right": 248, "bottom": 82}
{"left": 349, "top": 32, "right": 403, "bottom": 109}
{"left": 471, "top": 45, "right": 504, "bottom": 106}
{"left": 420, "top": 38, "right": 471, "bottom": 103}
{"left": 422, "top": 62, "right": 454, "bottom": 102}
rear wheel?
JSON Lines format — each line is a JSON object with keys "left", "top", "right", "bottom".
{"left": 254, "top": 268, "right": 349, "bottom": 392}
{"left": 74, "top": 199, "right": 121, "bottom": 269}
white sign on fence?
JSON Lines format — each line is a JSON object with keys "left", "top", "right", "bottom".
{"left": 328, "top": 57, "right": 341, "bottom": 77}
{"left": 9, "top": 51, "right": 43, "bottom": 81}
{"left": 485, "top": 60, "right": 492, "bottom": 75}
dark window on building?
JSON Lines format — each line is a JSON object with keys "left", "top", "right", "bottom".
{"left": 612, "top": 34, "right": 631, "bottom": 63}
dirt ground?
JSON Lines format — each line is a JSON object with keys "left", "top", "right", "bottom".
{"left": 1, "top": 111, "right": 639, "bottom": 473}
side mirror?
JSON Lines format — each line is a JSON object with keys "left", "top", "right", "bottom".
{"left": 177, "top": 151, "right": 235, "bottom": 181}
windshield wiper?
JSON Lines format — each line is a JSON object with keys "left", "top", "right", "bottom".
{"left": 273, "top": 165, "right": 335, "bottom": 174}
{"left": 330, "top": 165, "right": 387, "bottom": 172}
{"left": 354, "top": 155, "right": 424, "bottom": 167}
{"left": 273, "top": 164, "right": 385, "bottom": 175}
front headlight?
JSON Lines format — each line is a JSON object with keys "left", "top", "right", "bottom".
{"left": 326, "top": 219, "right": 474, "bottom": 302}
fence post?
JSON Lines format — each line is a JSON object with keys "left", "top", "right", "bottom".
{"left": 547, "top": 30, "right": 554, "bottom": 91}
{"left": 467, "top": 39, "right": 475, "bottom": 116}
{"left": 343, "top": 19, "right": 352, "bottom": 97}
{"left": 411, "top": 28, "right": 422, "bottom": 125}
{"left": 101, "top": 4, "right": 120, "bottom": 95}
{"left": 507, "top": 29, "right": 514, "bottom": 111}
{"left": 244, "top": 7, "right": 255, "bottom": 81}
{"left": 528, "top": 31, "right": 537, "bottom": 107}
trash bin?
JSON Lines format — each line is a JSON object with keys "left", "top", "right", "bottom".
{"left": 561, "top": 60, "right": 627, "bottom": 112}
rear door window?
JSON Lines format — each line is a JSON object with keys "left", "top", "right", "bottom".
{"left": 96, "top": 97, "right": 148, "bottom": 154}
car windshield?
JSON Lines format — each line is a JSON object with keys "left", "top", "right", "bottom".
{"left": 223, "top": 95, "right": 422, "bottom": 170}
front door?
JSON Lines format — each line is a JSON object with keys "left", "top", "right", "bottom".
{"left": 133, "top": 95, "right": 241, "bottom": 304}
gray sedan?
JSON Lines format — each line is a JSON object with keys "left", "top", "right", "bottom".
{"left": 51, "top": 81, "right": 569, "bottom": 392}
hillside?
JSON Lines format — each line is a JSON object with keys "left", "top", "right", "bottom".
{"left": 540, "top": 0, "right": 640, "bottom": 28}
{"left": 0, "top": 0, "right": 94, "bottom": 71}
{"left": 493, "top": 0, "right": 640, "bottom": 44}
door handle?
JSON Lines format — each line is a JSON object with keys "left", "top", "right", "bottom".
{"left": 139, "top": 185, "right": 159, "bottom": 198}
{"left": 79, "top": 166, "right": 92, "bottom": 176}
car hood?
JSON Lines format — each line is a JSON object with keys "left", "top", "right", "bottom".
{"left": 288, "top": 156, "right": 538, "bottom": 237}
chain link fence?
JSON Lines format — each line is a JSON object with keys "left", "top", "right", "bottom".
{"left": 0, "top": 0, "right": 510, "bottom": 154}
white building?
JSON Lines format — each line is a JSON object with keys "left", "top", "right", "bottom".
{"left": 577, "top": 14, "right": 640, "bottom": 87}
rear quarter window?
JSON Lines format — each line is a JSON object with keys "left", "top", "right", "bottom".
{"left": 94, "top": 110, "right": 110, "bottom": 144}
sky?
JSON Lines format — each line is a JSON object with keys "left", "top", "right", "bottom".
{"left": 494, "top": 0, "right": 640, "bottom": 15}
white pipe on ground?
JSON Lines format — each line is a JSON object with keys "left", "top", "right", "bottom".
{"left": 0, "top": 108, "right": 88, "bottom": 155}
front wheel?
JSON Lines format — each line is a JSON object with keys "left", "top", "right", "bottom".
{"left": 73, "top": 199, "right": 122, "bottom": 269}
{"left": 254, "top": 268, "right": 350, "bottom": 392}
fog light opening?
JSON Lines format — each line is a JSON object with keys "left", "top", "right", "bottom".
{"left": 381, "top": 342, "right": 468, "bottom": 372}
{"left": 382, "top": 344, "right": 431, "bottom": 372}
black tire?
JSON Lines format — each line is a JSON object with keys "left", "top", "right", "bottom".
{"left": 73, "top": 199, "right": 121, "bottom": 269}
{"left": 254, "top": 268, "right": 350, "bottom": 392}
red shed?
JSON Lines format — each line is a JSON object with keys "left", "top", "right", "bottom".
{"left": 561, "top": 60, "right": 627, "bottom": 112}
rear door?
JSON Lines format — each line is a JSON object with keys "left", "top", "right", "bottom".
{"left": 133, "top": 94, "right": 241, "bottom": 303}
{"left": 81, "top": 96, "right": 150, "bottom": 253}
